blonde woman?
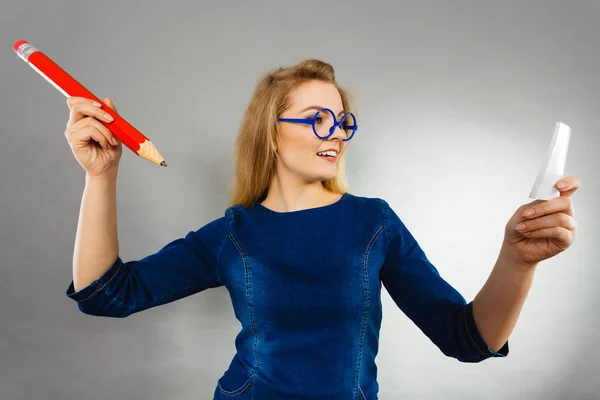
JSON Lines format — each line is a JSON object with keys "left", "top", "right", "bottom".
{"left": 64, "top": 59, "right": 580, "bottom": 399}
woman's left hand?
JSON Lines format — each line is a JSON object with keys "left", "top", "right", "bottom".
{"left": 501, "top": 176, "right": 581, "bottom": 267}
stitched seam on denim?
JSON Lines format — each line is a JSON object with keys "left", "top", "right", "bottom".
{"left": 354, "top": 224, "right": 383, "bottom": 398}
{"left": 463, "top": 305, "right": 485, "bottom": 359}
{"left": 228, "top": 233, "right": 260, "bottom": 379}
{"left": 216, "top": 209, "right": 235, "bottom": 285}
{"left": 105, "top": 287, "right": 126, "bottom": 307}
{"left": 218, "top": 375, "right": 251, "bottom": 396}
{"left": 81, "top": 263, "right": 209, "bottom": 312}
{"left": 129, "top": 280, "right": 203, "bottom": 313}
{"left": 76, "top": 260, "right": 122, "bottom": 303}
{"left": 359, "top": 384, "right": 367, "bottom": 400}
{"left": 380, "top": 200, "right": 389, "bottom": 254}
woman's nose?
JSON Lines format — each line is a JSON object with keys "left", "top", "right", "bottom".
{"left": 329, "top": 123, "right": 346, "bottom": 140}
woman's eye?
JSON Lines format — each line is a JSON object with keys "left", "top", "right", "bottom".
{"left": 314, "top": 116, "right": 324, "bottom": 124}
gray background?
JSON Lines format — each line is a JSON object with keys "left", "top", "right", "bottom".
{"left": 1, "top": 1, "right": 598, "bottom": 399}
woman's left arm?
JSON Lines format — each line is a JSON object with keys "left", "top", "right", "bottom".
{"left": 473, "top": 176, "right": 582, "bottom": 351}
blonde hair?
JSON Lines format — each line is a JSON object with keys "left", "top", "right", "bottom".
{"left": 229, "top": 59, "right": 356, "bottom": 208}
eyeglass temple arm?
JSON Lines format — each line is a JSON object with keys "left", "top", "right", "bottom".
{"left": 277, "top": 118, "right": 314, "bottom": 124}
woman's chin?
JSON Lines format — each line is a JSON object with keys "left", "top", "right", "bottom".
{"left": 314, "top": 171, "right": 337, "bottom": 182}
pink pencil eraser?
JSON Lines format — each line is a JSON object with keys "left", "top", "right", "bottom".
{"left": 14, "top": 40, "right": 28, "bottom": 53}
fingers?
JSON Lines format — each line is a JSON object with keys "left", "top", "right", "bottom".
{"left": 555, "top": 176, "right": 582, "bottom": 197}
{"left": 103, "top": 96, "right": 118, "bottom": 112}
{"left": 518, "top": 226, "right": 573, "bottom": 248}
{"left": 66, "top": 96, "right": 115, "bottom": 129}
{"left": 514, "top": 212, "right": 577, "bottom": 235}
{"left": 520, "top": 196, "right": 573, "bottom": 219}
{"left": 68, "top": 125, "right": 112, "bottom": 150}
{"left": 65, "top": 118, "right": 119, "bottom": 150}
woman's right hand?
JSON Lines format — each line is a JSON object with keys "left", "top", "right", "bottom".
{"left": 64, "top": 96, "right": 122, "bottom": 177}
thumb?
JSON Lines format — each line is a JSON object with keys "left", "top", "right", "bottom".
{"left": 103, "top": 96, "right": 118, "bottom": 112}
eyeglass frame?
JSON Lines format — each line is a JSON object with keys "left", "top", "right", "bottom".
{"left": 277, "top": 107, "right": 358, "bottom": 141}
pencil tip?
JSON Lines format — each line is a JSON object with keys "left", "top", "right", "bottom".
{"left": 160, "top": 161, "right": 167, "bottom": 167}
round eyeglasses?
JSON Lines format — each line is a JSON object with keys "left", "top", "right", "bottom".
{"left": 277, "top": 108, "right": 358, "bottom": 141}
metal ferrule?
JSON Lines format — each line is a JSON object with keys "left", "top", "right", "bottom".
{"left": 16, "top": 43, "right": 39, "bottom": 62}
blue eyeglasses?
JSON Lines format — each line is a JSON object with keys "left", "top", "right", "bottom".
{"left": 277, "top": 108, "right": 358, "bottom": 141}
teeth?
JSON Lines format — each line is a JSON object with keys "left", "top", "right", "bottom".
{"left": 317, "top": 150, "right": 337, "bottom": 157}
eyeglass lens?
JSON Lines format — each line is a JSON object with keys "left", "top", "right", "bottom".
{"left": 314, "top": 109, "right": 356, "bottom": 139}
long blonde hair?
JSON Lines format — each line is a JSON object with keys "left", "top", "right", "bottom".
{"left": 229, "top": 59, "right": 356, "bottom": 208}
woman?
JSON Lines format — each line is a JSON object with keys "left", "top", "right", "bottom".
{"left": 64, "top": 59, "right": 580, "bottom": 399}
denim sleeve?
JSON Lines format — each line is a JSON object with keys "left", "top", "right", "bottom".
{"left": 65, "top": 212, "right": 231, "bottom": 318}
{"left": 380, "top": 200, "right": 508, "bottom": 363}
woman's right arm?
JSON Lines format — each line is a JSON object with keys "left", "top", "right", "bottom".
{"left": 64, "top": 96, "right": 227, "bottom": 318}
{"left": 66, "top": 214, "right": 228, "bottom": 318}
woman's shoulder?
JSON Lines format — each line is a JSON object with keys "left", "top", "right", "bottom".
{"left": 343, "top": 193, "right": 404, "bottom": 231}
{"left": 343, "top": 192, "right": 391, "bottom": 212}
{"left": 343, "top": 191, "right": 384, "bottom": 203}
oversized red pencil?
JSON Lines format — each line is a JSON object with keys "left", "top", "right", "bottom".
{"left": 13, "top": 40, "right": 167, "bottom": 167}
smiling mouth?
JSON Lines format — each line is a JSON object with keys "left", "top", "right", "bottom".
{"left": 316, "top": 150, "right": 338, "bottom": 162}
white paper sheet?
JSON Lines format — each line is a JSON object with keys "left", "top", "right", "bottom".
{"left": 529, "top": 122, "right": 571, "bottom": 200}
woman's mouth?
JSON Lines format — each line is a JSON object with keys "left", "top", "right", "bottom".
{"left": 316, "top": 150, "right": 338, "bottom": 163}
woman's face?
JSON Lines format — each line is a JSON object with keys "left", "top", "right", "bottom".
{"left": 275, "top": 80, "right": 349, "bottom": 184}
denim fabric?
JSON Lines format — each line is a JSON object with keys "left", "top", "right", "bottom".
{"left": 66, "top": 193, "right": 508, "bottom": 399}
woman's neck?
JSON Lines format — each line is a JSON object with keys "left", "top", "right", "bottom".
{"left": 261, "top": 175, "right": 340, "bottom": 213}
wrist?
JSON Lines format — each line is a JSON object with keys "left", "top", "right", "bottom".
{"left": 86, "top": 169, "right": 118, "bottom": 184}
{"left": 498, "top": 242, "right": 539, "bottom": 273}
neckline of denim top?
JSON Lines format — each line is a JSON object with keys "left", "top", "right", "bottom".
{"left": 253, "top": 192, "right": 349, "bottom": 216}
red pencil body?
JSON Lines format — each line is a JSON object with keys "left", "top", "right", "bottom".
{"left": 13, "top": 40, "right": 156, "bottom": 159}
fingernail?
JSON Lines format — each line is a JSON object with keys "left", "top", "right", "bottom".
{"left": 515, "top": 223, "right": 527, "bottom": 231}
{"left": 558, "top": 182, "right": 567, "bottom": 189}
{"left": 104, "top": 113, "right": 114, "bottom": 121}
{"left": 112, "top": 138, "right": 118, "bottom": 145}
{"left": 92, "top": 101, "right": 102, "bottom": 107}
{"left": 523, "top": 208, "right": 535, "bottom": 217}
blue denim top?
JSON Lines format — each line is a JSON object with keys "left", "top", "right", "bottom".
{"left": 66, "top": 193, "right": 508, "bottom": 399}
